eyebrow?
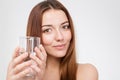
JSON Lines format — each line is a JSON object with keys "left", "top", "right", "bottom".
{"left": 61, "top": 21, "right": 69, "bottom": 25}
{"left": 42, "top": 21, "right": 69, "bottom": 27}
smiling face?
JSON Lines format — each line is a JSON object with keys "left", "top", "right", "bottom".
{"left": 41, "top": 9, "right": 72, "bottom": 58}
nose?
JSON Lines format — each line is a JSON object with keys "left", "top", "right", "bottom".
{"left": 55, "top": 30, "right": 64, "bottom": 42}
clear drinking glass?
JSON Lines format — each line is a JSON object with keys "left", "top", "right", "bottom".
{"left": 19, "top": 36, "right": 40, "bottom": 78}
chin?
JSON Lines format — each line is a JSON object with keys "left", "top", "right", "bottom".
{"left": 48, "top": 50, "right": 67, "bottom": 58}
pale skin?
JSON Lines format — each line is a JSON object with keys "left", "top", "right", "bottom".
{"left": 7, "top": 9, "right": 98, "bottom": 80}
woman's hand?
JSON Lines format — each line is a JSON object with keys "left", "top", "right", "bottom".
{"left": 29, "top": 44, "right": 47, "bottom": 80}
{"left": 6, "top": 47, "right": 34, "bottom": 80}
{"left": 6, "top": 44, "right": 47, "bottom": 80}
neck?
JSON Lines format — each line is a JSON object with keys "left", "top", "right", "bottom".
{"left": 43, "top": 55, "right": 61, "bottom": 80}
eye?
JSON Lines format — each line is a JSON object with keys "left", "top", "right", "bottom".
{"left": 42, "top": 28, "right": 52, "bottom": 33}
{"left": 62, "top": 25, "right": 70, "bottom": 29}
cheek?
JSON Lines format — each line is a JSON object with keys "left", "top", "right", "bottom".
{"left": 42, "top": 34, "right": 53, "bottom": 45}
{"left": 64, "top": 31, "right": 72, "bottom": 41}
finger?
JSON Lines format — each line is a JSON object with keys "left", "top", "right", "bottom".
{"left": 30, "top": 65, "right": 41, "bottom": 75}
{"left": 12, "top": 52, "right": 28, "bottom": 68}
{"left": 15, "top": 68, "right": 32, "bottom": 79}
{"left": 12, "top": 47, "right": 20, "bottom": 59}
{"left": 39, "top": 45, "right": 47, "bottom": 58}
{"left": 13, "top": 60, "right": 32, "bottom": 74}
{"left": 8, "top": 47, "right": 20, "bottom": 70}
{"left": 30, "top": 54, "right": 44, "bottom": 68}
{"left": 34, "top": 47, "right": 44, "bottom": 60}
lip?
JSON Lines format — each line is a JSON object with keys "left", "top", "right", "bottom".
{"left": 53, "top": 44, "right": 66, "bottom": 50}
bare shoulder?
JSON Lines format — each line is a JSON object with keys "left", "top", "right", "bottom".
{"left": 76, "top": 63, "right": 98, "bottom": 80}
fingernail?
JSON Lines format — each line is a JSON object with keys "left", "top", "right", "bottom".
{"left": 30, "top": 52, "right": 36, "bottom": 56}
{"left": 39, "top": 44, "right": 42, "bottom": 48}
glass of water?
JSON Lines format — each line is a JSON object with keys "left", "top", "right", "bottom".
{"left": 19, "top": 36, "right": 40, "bottom": 78}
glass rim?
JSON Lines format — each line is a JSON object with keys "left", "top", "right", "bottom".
{"left": 19, "top": 36, "right": 40, "bottom": 39}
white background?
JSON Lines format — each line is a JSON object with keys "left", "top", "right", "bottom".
{"left": 0, "top": 0, "right": 120, "bottom": 80}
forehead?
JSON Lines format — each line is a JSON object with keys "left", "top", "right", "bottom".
{"left": 42, "top": 9, "right": 68, "bottom": 25}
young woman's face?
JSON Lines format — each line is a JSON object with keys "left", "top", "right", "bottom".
{"left": 41, "top": 9, "right": 71, "bottom": 58}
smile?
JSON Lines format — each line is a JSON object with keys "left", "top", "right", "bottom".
{"left": 53, "top": 44, "right": 66, "bottom": 50}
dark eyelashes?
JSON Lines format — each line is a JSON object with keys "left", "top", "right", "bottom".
{"left": 42, "top": 24, "right": 70, "bottom": 33}
{"left": 42, "top": 28, "right": 51, "bottom": 33}
{"left": 62, "top": 25, "right": 70, "bottom": 29}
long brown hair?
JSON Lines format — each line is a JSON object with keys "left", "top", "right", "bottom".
{"left": 26, "top": 0, "right": 78, "bottom": 80}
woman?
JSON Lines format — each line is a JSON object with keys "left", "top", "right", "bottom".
{"left": 7, "top": 0, "right": 98, "bottom": 80}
